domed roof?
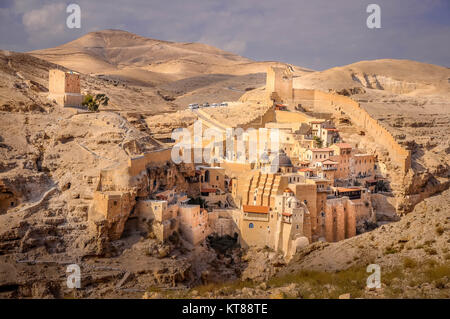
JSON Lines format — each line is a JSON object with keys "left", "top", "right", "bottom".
{"left": 271, "top": 150, "right": 293, "bottom": 167}
{"left": 284, "top": 188, "right": 294, "bottom": 193}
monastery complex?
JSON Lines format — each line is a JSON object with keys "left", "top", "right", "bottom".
{"left": 47, "top": 65, "right": 412, "bottom": 259}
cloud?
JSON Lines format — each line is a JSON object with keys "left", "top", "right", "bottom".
{"left": 0, "top": 0, "right": 448, "bottom": 69}
{"left": 21, "top": 2, "right": 66, "bottom": 47}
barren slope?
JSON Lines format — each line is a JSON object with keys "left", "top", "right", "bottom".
{"left": 293, "top": 59, "right": 450, "bottom": 96}
{"left": 30, "top": 30, "right": 313, "bottom": 110}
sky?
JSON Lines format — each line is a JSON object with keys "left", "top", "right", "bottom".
{"left": 0, "top": 0, "right": 449, "bottom": 70}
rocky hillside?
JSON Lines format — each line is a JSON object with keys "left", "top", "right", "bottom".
{"left": 293, "top": 59, "right": 450, "bottom": 96}
{"left": 143, "top": 189, "right": 450, "bottom": 299}
{"left": 30, "top": 29, "right": 312, "bottom": 110}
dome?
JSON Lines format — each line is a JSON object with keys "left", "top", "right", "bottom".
{"left": 270, "top": 150, "right": 293, "bottom": 167}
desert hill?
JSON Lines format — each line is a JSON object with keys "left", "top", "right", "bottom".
{"left": 30, "top": 30, "right": 312, "bottom": 109}
{"left": 30, "top": 29, "right": 251, "bottom": 82}
{"left": 293, "top": 59, "right": 450, "bottom": 96}
{"left": 31, "top": 29, "right": 312, "bottom": 81}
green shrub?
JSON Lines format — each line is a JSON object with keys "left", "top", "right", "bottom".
{"left": 82, "top": 93, "right": 109, "bottom": 112}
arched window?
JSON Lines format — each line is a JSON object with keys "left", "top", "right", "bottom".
{"left": 249, "top": 223, "right": 254, "bottom": 229}
{"left": 205, "top": 170, "right": 210, "bottom": 183}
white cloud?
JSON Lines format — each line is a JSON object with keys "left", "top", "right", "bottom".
{"left": 0, "top": 0, "right": 448, "bottom": 68}
{"left": 22, "top": 2, "right": 66, "bottom": 47}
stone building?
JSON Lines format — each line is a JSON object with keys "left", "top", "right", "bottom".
{"left": 304, "top": 148, "right": 335, "bottom": 164}
{"left": 90, "top": 191, "right": 136, "bottom": 240}
{"left": 135, "top": 195, "right": 211, "bottom": 245}
{"left": 48, "top": 69, "right": 83, "bottom": 107}
{"left": 197, "top": 166, "right": 226, "bottom": 191}
{"left": 238, "top": 188, "right": 311, "bottom": 257}
{"left": 178, "top": 205, "right": 209, "bottom": 245}
{"left": 330, "top": 143, "right": 353, "bottom": 179}
{"left": 315, "top": 159, "right": 338, "bottom": 181}
{"left": 351, "top": 154, "right": 376, "bottom": 179}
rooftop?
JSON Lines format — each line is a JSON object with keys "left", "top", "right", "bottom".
{"left": 336, "top": 187, "right": 362, "bottom": 192}
{"left": 333, "top": 143, "right": 352, "bottom": 149}
{"left": 201, "top": 188, "right": 218, "bottom": 193}
{"left": 321, "top": 159, "right": 338, "bottom": 164}
{"left": 310, "top": 148, "right": 333, "bottom": 152}
{"left": 243, "top": 205, "right": 270, "bottom": 214}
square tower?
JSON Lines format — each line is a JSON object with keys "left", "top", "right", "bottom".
{"left": 266, "top": 66, "right": 293, "bottom": 105}
{"left": 48, "top": 69, "right": 83, "bottom": 107}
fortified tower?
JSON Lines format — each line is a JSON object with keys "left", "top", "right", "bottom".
{"left": 265, "top": 65, "right": 293, "bottom": 105}
{"left": 48, "top": 69, "right": 83, "bottom": 107}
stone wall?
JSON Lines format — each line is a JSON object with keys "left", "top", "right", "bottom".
{"left": 128, "top": 148, "right": 173, "bottom": 176}
{"left": 208, "top": 209, "right": 241, "bottom": 237}
{"left": 274, "top": 110, "right": 313, "bottom": 124}
{"left": 240, "top": 107, "right": 276, "bottom": 130}
{"left": 293, "top": 89, "right": 411, "bottom": 174}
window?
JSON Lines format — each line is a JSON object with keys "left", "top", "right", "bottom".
{"left": 113, "top": 201, "right": 118, "bottom": 206}
{"left": 216, "top": 176, "right": 219, "bottom": 181}
{"left": 249, "top": 223, "right": 254, "bottom": 229}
